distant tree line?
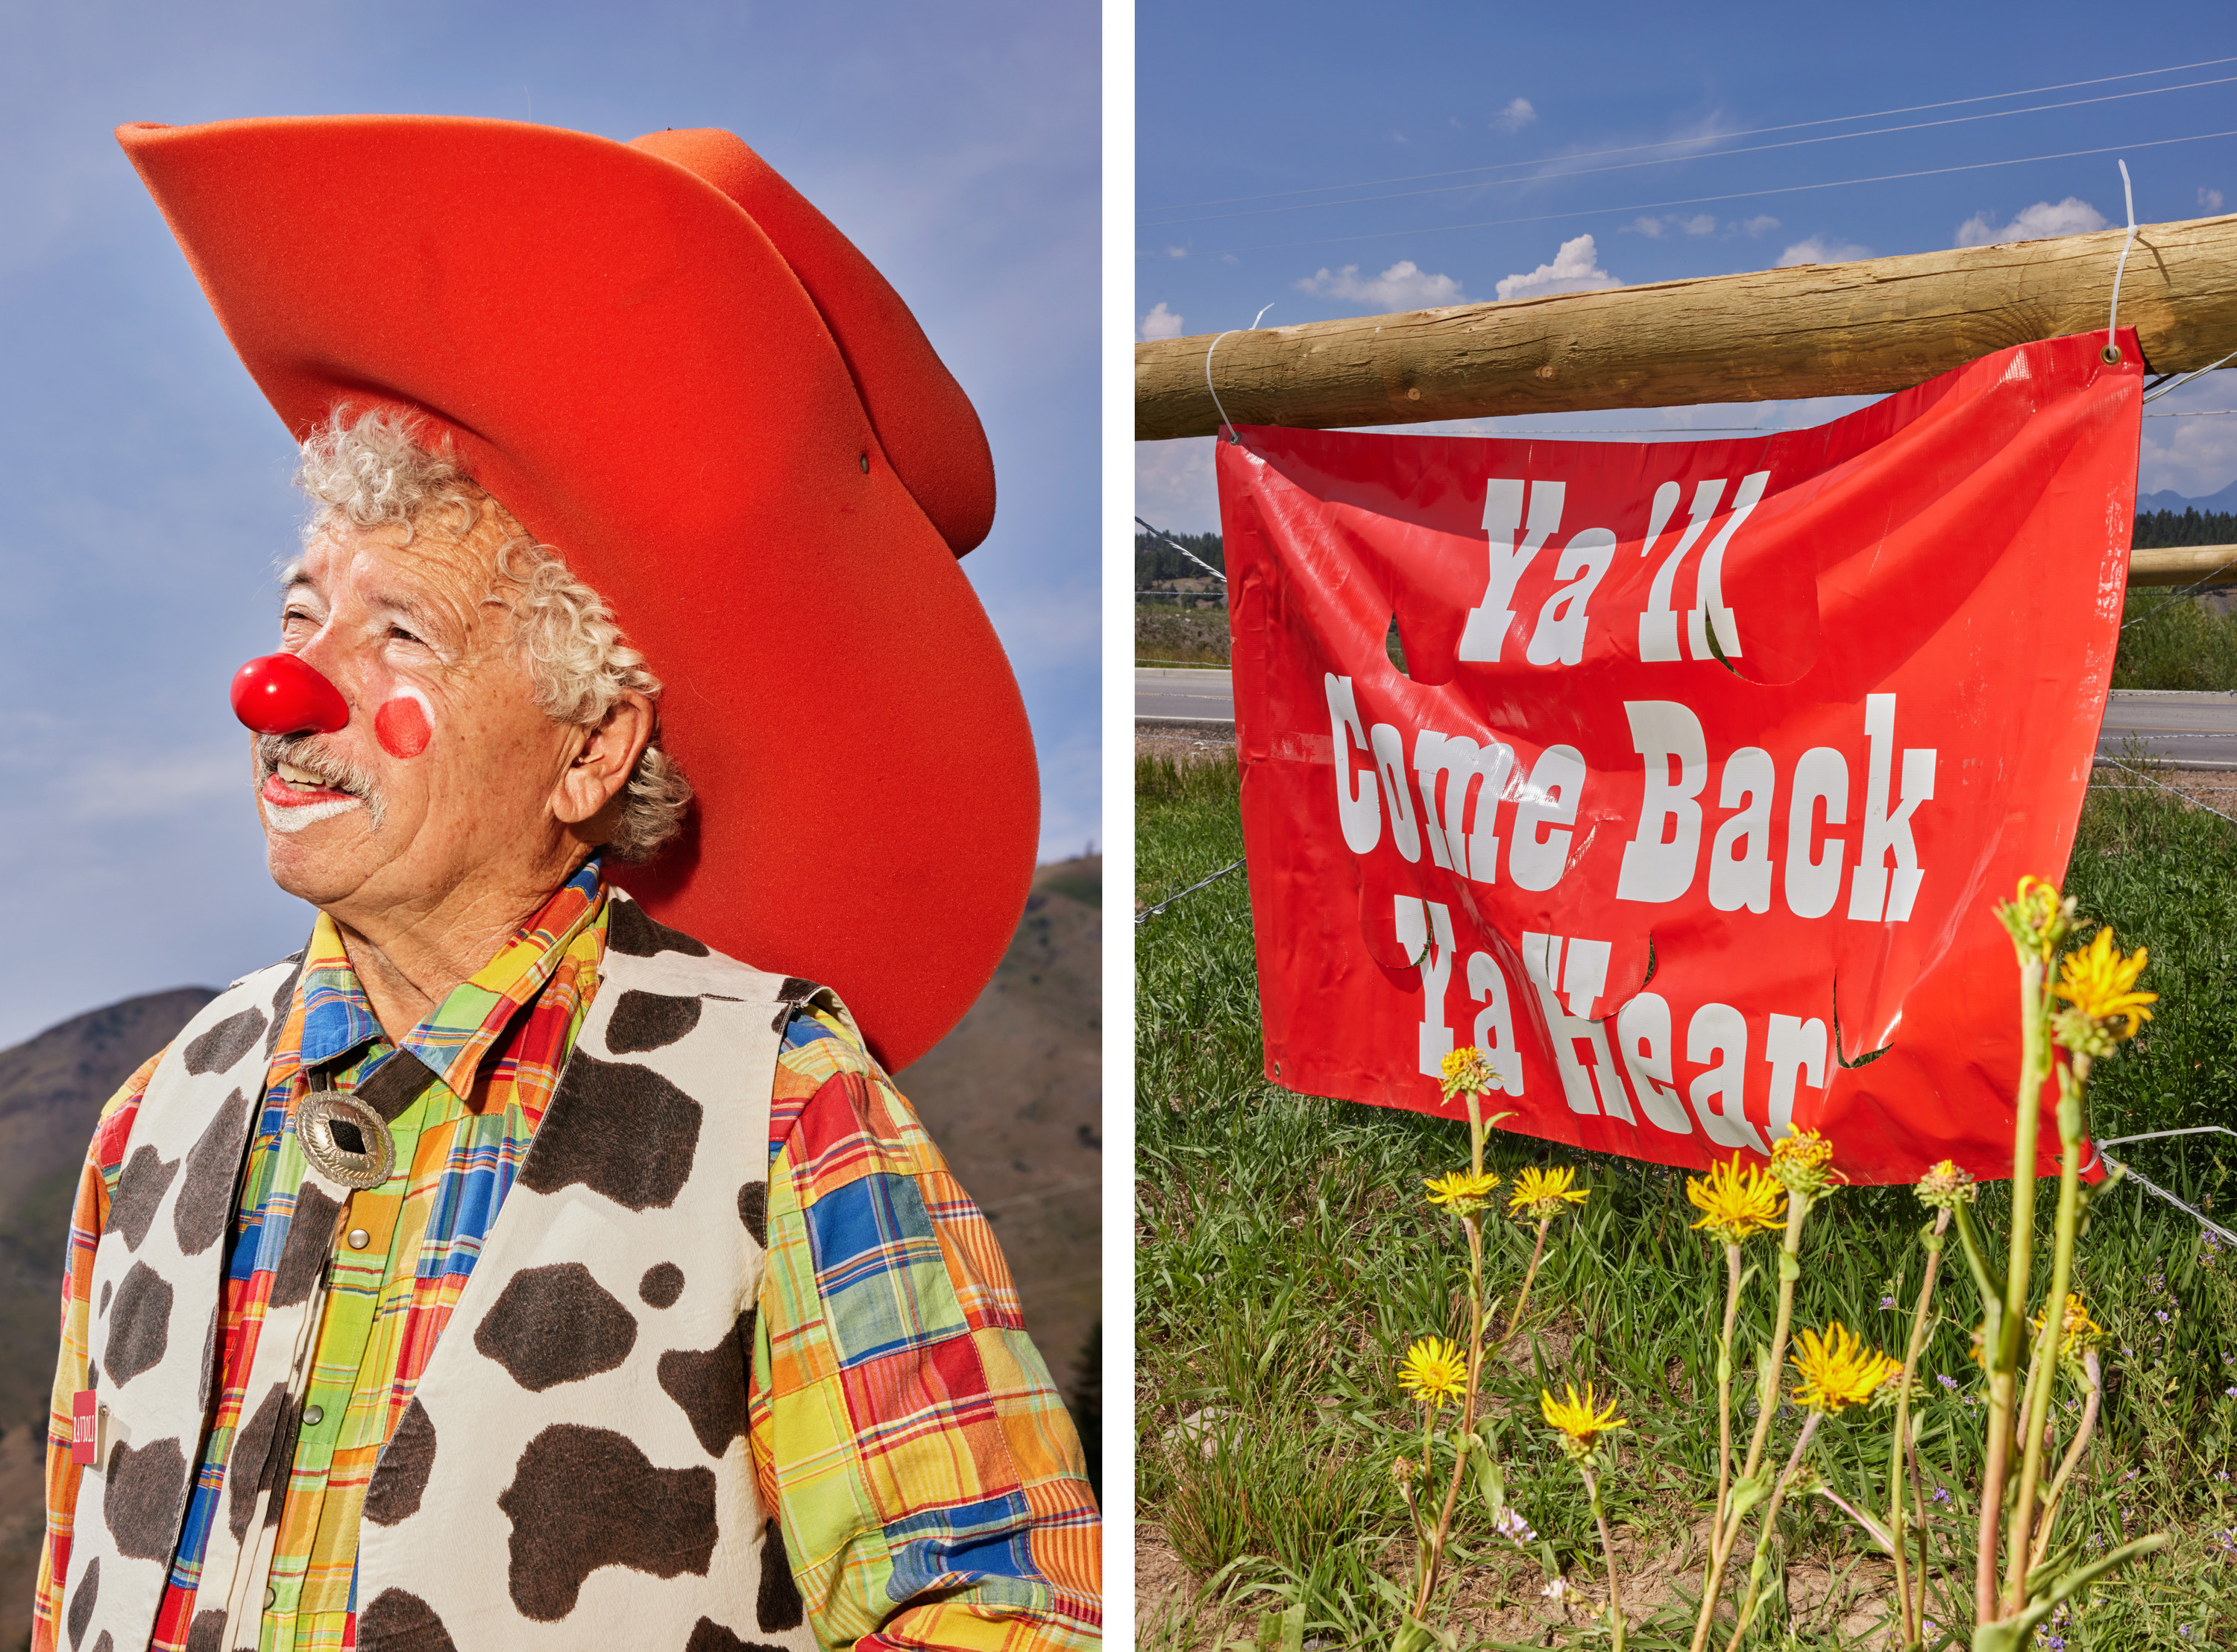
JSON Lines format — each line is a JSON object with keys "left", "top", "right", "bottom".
{"left": 1136, "top": 529, "right": 1224, "bottom": 585}
{"left": 2134, "top": 509, "right": 2237, "bottom": 549}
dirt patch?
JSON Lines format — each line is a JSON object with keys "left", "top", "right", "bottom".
{"left": 1138, "top": 1509, "right": 1922, "bottom": 1651}
{"left": 1137, "top": 729, "right": 1237, "bottom": 767}
{"left": 2092, "top": 766, "right": 2237, "bottom": 809}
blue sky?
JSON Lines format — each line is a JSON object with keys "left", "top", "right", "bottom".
{"left": 1136, "top": 1, "right": 2237, "bottom": 532}
{"left": 0, "top": 0, "right": 1097, "bottom": 1048}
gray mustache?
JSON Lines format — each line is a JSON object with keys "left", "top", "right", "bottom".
{"left": 255, "top": 732, "right": 387, "bottom": 830}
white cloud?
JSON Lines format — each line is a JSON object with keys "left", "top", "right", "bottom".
{"left": 1491, "top": 98, "right": 1536, "bottom": 134}
{"left": 2202, "top": 186, "right": 2227, "bottom": 214}
{"left": 2140, "top": 385, "right": 2237, "bottom": 500}
{"left": 1139, "top": 301, "right": 1185, "bottom": 341}
{"left": 1135, "top": 438, "right": 1220, "bottom": 535}
{"left": 1777, "top": 234, "right": 1871, "bottom": 267}
{"left": 1494, "top": 234, "right": 1620, "bottom": 300}
{"left": 1296, "top": 259, "right": 1465, "bottom": 310}
{"left": 1954, "top": 197, "right": 2107, "bottom": 249}
{"left": 1738, "top": 215, "right": 1781, "bottom": 238}
{"left": 1626, "top": 212, "right": 1717, "bottom": 239}
{"left": 1166, "top": 246, "right": 1187, "bottom": 259}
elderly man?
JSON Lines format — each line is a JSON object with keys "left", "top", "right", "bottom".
{"left": 34, "top": 118, "right": 1098, "bottom": 1652}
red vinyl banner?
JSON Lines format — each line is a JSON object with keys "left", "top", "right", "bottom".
{"left": 1217, "top": 332, "right": 2142, "bottom": 1183}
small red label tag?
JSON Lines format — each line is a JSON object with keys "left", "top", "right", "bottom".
{"left": 70, "top": 1390, "right": 98, "bottom": 1466}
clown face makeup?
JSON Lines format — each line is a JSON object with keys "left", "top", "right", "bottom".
{"left": 257, "top": 512, "right": 594, "bottom": 924}
{"left": 374, "top": 688, "right": 434, "bottom": 758}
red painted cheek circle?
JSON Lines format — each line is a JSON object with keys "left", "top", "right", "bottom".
{"left": 374, "top": 696, "right": 432, "bottom": 758}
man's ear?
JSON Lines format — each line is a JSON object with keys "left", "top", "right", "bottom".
{"left": 551, "top": 690, "right": 657, "bottom": 829}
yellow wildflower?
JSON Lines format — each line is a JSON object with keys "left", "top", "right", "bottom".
{"left": 1540, "top": 1381, "right": 1629, "bottom": 1459}
{"left": 1685, "top": 1156, "right": 1786, "bottom": 1244}
{"left": 1769, "top": 1129, "right": 1838, "bottom": 1199}
{"left": 1915, "top": 1158, "right": 1978, "bottom": 1210}
{"left": 1997, "top": 874, "right": 2076, "bottom": 963}
{"left": 1791, "top": 1322, "right": 1902, "bottom": 1413}
{"left": 1423, "top": 1168, "right": 1501, "bottom": 1215}
{"left": 2053, "top": 928, "right": 2154, "bottom": 1039}
{"left": 1397, "top": 1336, "right": 1469, "bottom": 1408}
{"left": 1508, "top": 1164, "right": 1589, "bottom": 1221}
{"left": 1440, "top": 1044, "right": 1501, "bottom": 1101}
{"left": 2030, "top": 1291, "right": 2103, "bottom": 1362}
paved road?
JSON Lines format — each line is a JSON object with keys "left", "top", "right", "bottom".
{"left": 1135, "top": 666, "right": 1237, "bottom": 724}
{"left": 1133, "top": 670, "right": 2237, "bottom": 769}
{"left": 2099, "top": 690, "right": 2237, "bottom": 771}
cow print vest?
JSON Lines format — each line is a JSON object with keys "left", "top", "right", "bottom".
{"left": 64, "top": 891, "right": 823, "bottom": 1652}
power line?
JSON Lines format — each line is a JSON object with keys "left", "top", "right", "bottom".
{"left": 1148, "top": 54, "right": 2237, "bottom": 213}
{"left": 1147, "top": 74, "right": 2237, "bottom": 230}
{"left": 1211, "top": 125, "right": 2237, "bottom": 256}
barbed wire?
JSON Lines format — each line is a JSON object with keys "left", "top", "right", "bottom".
{"left": 1134, "top": 516, "right": 1227, "bottom": 584}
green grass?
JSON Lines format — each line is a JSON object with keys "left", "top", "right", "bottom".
{"left": 2112, "top": 591, "right": 2237, "bottom": 693}
{"left": 1137, "top": 752, "right": 2237, "bottom": 1649}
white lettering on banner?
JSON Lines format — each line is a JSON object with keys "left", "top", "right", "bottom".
{"left": 1639, "top": 479, "right": 1725, "bottom": 662}
{"left": 1708, "top": 747, "right": 1777, "bottom": 914}
{"left": 1396, "top": 897, "right": 1458, "bottom": 1076}
{"left": 1458, "top": 479, "right": 1565, "bottom": 663}
{"left": 1611, "top": 991, "right": 1695, "bottom": 1135}
{"left": 1508, "top": 745, "right": 1586, "bottom": 892}
{"left": 1687, "top": 470, "right": 1770, "bottom": 661}
{"left": 1765, "top": 1013, "right": 1829, "bottom": 1138}
{"left": 1465, "top": 952, "right": 1527, "bottom": 1096}
{"left": 1415, "top": 731, "right": 1514, "bottom": 881}
{"left": 1686, "top": 1003, "right": 1768, "bottom": 1152}
{"left": 1784, "top": 747, "right": 1849, "bottom": 919}
{"left": 1525, "top": 527, "right": 1620, "bottom": 666}
{"left": 1370, "top": 722, "right": 1422, "bottom": 863}
{"left": 1847, "top": 693, "right": 1938, "bottom": 922}
{"left": 1324, "top": 674, "right": 1382, "bottom": 854}
{"left": 1520, "top": 933, "right": 1635, "bottom": 1122}
{"left": 1615, "top": 701, "right": 1708, "bottom": 904}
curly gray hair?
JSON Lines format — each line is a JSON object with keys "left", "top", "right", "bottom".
{"left": 291, "top": 406, "right": 693, "bottom": 862}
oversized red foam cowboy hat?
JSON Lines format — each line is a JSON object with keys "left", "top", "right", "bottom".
{"left": 118, "top": 116, "right": 1038, "bottom": 1073}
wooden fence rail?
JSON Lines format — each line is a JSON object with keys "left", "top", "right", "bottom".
{"left": 1135, "top": 215, "right": 2237, "bottom": 441}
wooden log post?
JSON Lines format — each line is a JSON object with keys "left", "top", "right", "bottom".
{"left": 2129, "top": 546, "right": 2237, "bottom": 586}
{"left": 1134, "top": 215, "right": 2237, "bottom": 441}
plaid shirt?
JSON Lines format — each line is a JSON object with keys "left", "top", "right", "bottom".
{"left": 34, "top": 863, "right": 1099, "bottom": 1651}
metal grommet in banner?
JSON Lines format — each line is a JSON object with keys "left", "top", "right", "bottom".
{"left": 2102, "top": 344, "right": 2123, "bottom": 365}
{"left": 295, "top": 1090, "right": 396, "bottom": 1190}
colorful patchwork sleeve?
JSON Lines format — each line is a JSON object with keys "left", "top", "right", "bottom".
{"left": 752, "top": 1009, "right": 1101, "bottom": 1651}
{"left": 31, "top": 1049, "right": 166, "bottom": 1652}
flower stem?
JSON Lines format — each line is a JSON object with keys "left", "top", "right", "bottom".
{"left": 1690, "top": 1191, "right": 1811, "bottom": 1652}
{"left": 2027, "top": 1349, "right": 2103, "bottom": 1577}
{"left": 1414, "top": 1211, "right": 1488, "bottom": 1618}
{"left": 1890, "top": 1208, "right": 1951, "bottom": 1647}
{"left": 1978, "top": 955, "right": 2050, "bottom": 1624}
{"left": 1581, "top": 1463, "right": 1626, "bottom": 1652}
{"left": 2004, "top": 1053, "right": 2092, "bottom": 1615}
{"left": 1509, "top": 1216, "right": 1552, "bottom": 1340}
{"left": 1711, "top": 1242, "right": 1742, "bottom": 1544}
{"left": 1722, "top": 1410, "right": 1823, "bottom": 1651}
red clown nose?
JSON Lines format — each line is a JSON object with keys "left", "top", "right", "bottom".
{"left": 231, "top": 653, "right": 350, "bottom": 735}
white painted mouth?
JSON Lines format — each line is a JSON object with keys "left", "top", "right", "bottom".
{"left": 262, "top": 795, "right": 362, "bottom": 833}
